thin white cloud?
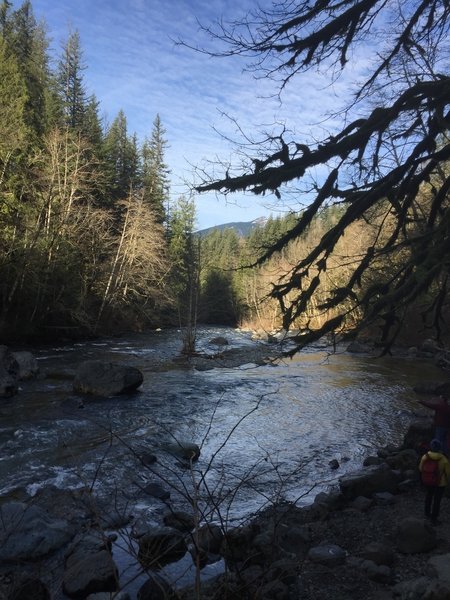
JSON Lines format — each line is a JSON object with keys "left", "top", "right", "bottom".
{"left": 16, "top": 0, "right": 372, "bottom": 228}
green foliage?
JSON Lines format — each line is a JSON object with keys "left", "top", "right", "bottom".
{"left": 0, "top": 34, "right": 28, "bottom": 161}
{"left": 199, "top": 227, "right": 244, "bottom": 324}
{"left": 57, "top": 30, "right": 87, "bottom": 130}
{"left": 102, "top": 110, "right": 139, "bottom": 205}
{"left": 168, "top": 196, "right": 197, "bottom": 304}
{"left": 141, "top": 114, "right": 170, "bottom": 224}
{"left": 5, "top": 1, "right": 51, "bottom": 140}
{"left": 0, "top": 1, "right": 176, "bottom": 340}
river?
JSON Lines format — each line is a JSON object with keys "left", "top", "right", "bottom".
{"left": 0, "top": 326, "right": 443, "bottom": 594}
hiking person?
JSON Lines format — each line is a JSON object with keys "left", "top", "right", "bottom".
{"left": 419, "top": 438, "right": 450, "bottom": 525}
{"left": 418, "top": 395, "right": 450, "bottom": 455}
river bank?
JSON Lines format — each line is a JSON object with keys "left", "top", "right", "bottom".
{"left": 172, "top": 417, "right": 450, "bottom": 600}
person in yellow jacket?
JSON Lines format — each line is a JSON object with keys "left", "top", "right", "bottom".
{"left": 419, "top": 438, "right": 450, "bottom": 525}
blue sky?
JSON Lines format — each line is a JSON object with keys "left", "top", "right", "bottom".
{"left": 17, "top": 0, "right": 369, "bottom": 229}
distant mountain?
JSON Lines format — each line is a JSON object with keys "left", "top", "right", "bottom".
{"left": 197, "top": 217, "right": 267, "bottom": 238}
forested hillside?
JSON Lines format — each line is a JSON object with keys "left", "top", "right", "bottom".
{"left": 0, "top": 0, "right": 195, "bottom": 341}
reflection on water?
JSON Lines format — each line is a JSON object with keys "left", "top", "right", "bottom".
{"left": 0, "top": 328, "right": 443, "bottom": 521}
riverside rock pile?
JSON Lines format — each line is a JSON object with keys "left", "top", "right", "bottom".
{"left": 177, "top": 417, "right": 450, "bottom": 600}
{"left": 1, "top": 417, "right": 450, "bottom": 599}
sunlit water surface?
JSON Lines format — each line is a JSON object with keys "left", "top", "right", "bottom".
{"left": 0, "top": 327, "right": 442, "bottom": 594}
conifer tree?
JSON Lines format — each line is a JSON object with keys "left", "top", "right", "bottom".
{"left": 0, "top": 34, "right": 28, "bottom": 170}
{"left": 168, "top": 196, "right": 199, "bottom": 351}
{"left": 82, "top": 94, "right": 103, "bottom": 155}
{"left": 7, "top": 1, "right": 50, "bottom": 139}
{"left": 57, "top": 30, "right": 87, "bottom": 130}
{"left": 103, "top": 110, "right": 138, "bottom": 204}
{"left": 141, "top": 114, "right": 170, "bottom": 225}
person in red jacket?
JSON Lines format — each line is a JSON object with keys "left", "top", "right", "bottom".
{"left": 419, "top": 395, "right": 450, "bottom": 455}
{"left": 419, "top": 438, "right": 450, "bottom": 525}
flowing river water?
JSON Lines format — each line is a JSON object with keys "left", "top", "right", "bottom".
{"left": 0, "top": 326, "right": 444, "bottom": 595}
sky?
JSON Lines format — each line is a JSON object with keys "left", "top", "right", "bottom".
{"left": 15, "top": 0, "right": 370, "bottom": 230}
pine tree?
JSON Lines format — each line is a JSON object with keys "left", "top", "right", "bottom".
{"left": 7, "top": 1, "right": 50, "bottom": 139}
{"left": 0, "top": 34, "right": 28, "bottom": 167}
{"left": 168, "top": 196, "right": 199, "bottom": 351}
{"left": 141, "top": 114, "right": 170, "bottom": 225}
{"left": 57, "top": 30, "right": 87, "bottom": 130}
{"left": 102, "top": 110, "right": 138, "bottom": 204}
{"left": 0, "top": 1, "right": 12, "bottom": 34}
{"left": 82, "top": 94, "right": 103, "bottom": 150}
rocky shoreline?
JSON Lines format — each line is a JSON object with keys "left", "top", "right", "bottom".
{"left": 175, "top": 417, "right": 450, "bottom": 600}
{"left": 1, "top": 413, "right": 449, "bottom": 599}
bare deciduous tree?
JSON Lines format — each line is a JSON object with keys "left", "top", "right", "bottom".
{"left": 97, "top": 190, "right": 171, "bottom": 327}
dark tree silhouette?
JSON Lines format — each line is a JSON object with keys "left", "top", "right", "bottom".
{"left": 194, "top": 0, "right": 450, "bottom": 353}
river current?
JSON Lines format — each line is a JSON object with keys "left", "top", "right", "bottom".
{"left": 0, "top": 326, "right": 442, "bottom": 521}
{"left": 0, "top": 326, "right": 444, "bottom": 595}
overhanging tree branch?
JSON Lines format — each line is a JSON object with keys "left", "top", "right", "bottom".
{"left": 192, "top": 0, "right": 450, "bottom": 350}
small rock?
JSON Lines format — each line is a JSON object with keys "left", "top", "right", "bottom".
{"left": 163, "top": 440, "right": 200, "bottom": 462}
{"left": 373, "top": 491, "right": 396, "bottom": 505}
{"left": 360, "top": 541, "right": 394, "bottom": 566}
{"left": 349, "top": 496, "right": 373, "bottom": 512}
{"left": 11, "top": 351, "right": 39, "bottom": 380}
{"left": 163, "top": 510, "right": 195, "bottom": 532}
{"left": 427, "top": 553, "right": 450, "bottom": 585}
{"left": 361, "top": 559, "right": 392, "bottom": 584}
{"left": 143, "top": 482, "right": 170, "bottom": 501}
{"left": 209, "top": 336, "right": 229, "bottom": 346}
{"left": 139, "top": 452, "right": 157, "bottom": 466}
{"left": 308, "top": 544, "right": 346, "bottom": 566}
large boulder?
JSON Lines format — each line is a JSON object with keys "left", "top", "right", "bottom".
{"left": 63, "top": 531, "right": 118, "bottom": 599}
{"left": 137, "top": 574, "right": 176, "bottom": 600}
{"left": 0, "top": 501, "right": 75, "bottom": 561}
{"left": 11, "top": 350, "right": 39, "bottom": 380}
{"left": 73, "top": 360, "right": 143, "bottom": 396}
{"left": 63, "top": 550, "right": 119, "bottom": 599}
{"left": 402, "top": 419, "right": 433, "bottom": 451}
{"left": 0, "top": 345, "right": 19, "bottom": 398}
{"left": 339, "top": 464, "right": 399, "bottom": 499}
{"left": 137, "top": 527, "right": 187, "bottom": 568}
{"left": 384, "top": 448, "right": 420, "bottom": 472}
{"left": 395, "top": 518, "right": 437, "bottom": 554}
